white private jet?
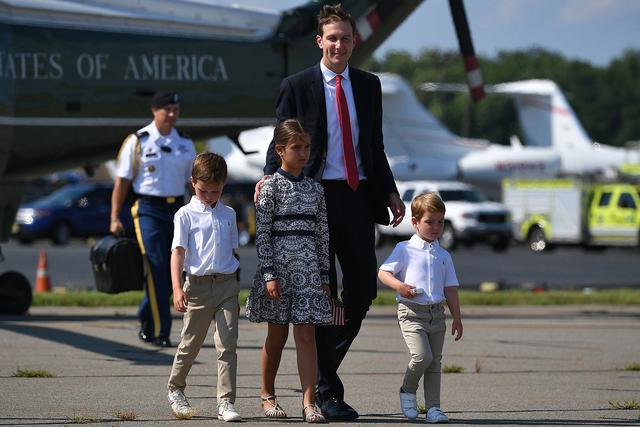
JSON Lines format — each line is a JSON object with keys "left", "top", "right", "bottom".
{"left": 423, "top": 79, "right": 640, "bottom": 193}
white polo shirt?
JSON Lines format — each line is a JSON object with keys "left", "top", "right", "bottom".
{"left": 379, "top": 234, "right": 459, "bottom": 305}
{"left": 116, "top": 121, "right": 196, "bottom": 197}
{"left": 171, "top": 196, "right": 240, "bottom": 276}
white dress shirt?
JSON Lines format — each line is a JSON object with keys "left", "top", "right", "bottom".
{"left": 319, "top": 62, "right": 365, "bottom": 180}
{"left": 379, "top": 234, "right": 459, "bottom": 305}
{"left": 116, "top": 121, "right": 196, "bottom": 197}
{"left": 171, "top": 196, "right": 240, "bottom": 275}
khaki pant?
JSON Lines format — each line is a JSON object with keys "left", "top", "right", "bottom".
{"left": 168, "top": 273, "right": 239, "bottom": 403}
{"left": 397, "top": 300, "right": 446, "bottom": 409}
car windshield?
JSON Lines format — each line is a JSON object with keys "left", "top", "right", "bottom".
{"left": 438, "top": 189, "right": 485, "bottom": 203}
{"left": 32, "top": 186, "right": 88, "bottom": 207}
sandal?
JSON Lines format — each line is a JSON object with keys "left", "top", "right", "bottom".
{"left": 261, "top": 395, "right": 287, "bottom": 418}
{"left": 303, "top": 404, "right": 326, "bottom": 424}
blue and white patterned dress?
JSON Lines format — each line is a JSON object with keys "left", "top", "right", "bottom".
{"left": 246, "top": 169, "right": 332, "bottom": 325}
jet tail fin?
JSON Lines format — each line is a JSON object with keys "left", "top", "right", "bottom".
{"left": 490, "top": 80, "right": 592, "bottom": 149}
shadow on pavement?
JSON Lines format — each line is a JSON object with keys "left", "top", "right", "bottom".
{"left": 450, "top": 419, "right": 638, "bottom": 426}
{"left": 0, "top": 322, "right": 174, "bottom": 366}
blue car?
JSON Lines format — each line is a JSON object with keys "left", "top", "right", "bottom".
{"left": 12, "top": 182, "right": 133, "bottom": 245}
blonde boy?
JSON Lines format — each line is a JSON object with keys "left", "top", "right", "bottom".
{"left": 378, "top": 192, "right": 463, "bottom": 424}
{"left": 167, "top": 152, "right": 242, "bottom": 422}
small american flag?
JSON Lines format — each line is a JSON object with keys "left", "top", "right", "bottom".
{"left": 331, "top": 299, "right": 345, "bottom": 326}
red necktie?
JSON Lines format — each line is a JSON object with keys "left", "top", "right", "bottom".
{"left": 335, "top": 75, "right": 359, "bottom": 191}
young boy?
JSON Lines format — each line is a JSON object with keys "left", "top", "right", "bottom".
{"left": 166, "top": 152, "right": 242, "bottom": 422}
{"left": 378, "top": 192, "right": 463, "bottom": 424}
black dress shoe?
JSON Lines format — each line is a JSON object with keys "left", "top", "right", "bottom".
{"left": 138, "top": 330, "right": 153, "bottom": 343}
{"left": 319, "top": 397, "right": 359, "bottom": 421}
{"left": 152, "top": 336, "right": 172, "bottom": 347}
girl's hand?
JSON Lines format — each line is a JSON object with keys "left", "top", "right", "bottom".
{"left": 265, "top": 280, "right": 281, "bottom": 299}
{"left": 399, "top": 283, "right": 417, "bottom": 298}
{"left": 322, "top": 284, "right": 331, "bottom": 297}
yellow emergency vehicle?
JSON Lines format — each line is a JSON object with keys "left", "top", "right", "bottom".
{"left": 502, "top": 178, "right": 640, "bottom": 252}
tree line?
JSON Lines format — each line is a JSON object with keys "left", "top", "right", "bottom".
{"left": 365, "top": 48, "right": 640, "bottom": 148}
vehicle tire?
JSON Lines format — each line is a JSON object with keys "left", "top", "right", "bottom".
{"left": 17, "top": 234, "right": 34, "bottom": 245}
{"left": 0, "top": 271, "right": 32, "bottom": 315}
{"left": 51, "top": 222, "right": 72, "bottom": 246}
{"left": 490, "top": 236, "right": 510, "bottom": 252}
{"left": 527, "top": 226, "right": 551, "bottom": 253}
{"left": 440, "top": 222, "right": 457, "bottom": 250}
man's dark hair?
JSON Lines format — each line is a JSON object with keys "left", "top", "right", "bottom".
{"left": 191, "top": 152, "right": 227, "bottom": 183}
{"left": 317, "top": 3, "right": 356, "bottom": 36}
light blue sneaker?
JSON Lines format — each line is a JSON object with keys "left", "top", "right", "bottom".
{"left": 425, "top": 406, "right": 449, "bottom": 423}
{"left": 399, "top": 388, "right": 418, "bottom": 420}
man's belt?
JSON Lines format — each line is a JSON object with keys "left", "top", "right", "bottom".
{"left": 134, "top": 193, "right": 182, "bottom": 204}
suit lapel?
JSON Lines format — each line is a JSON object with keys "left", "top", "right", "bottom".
{"left": 310, "top": 65, "right": 328, "bottom": 145}
{"left": 349, "top": 69, "right": 367, "bottom": 146}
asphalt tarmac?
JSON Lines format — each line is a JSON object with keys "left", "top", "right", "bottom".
{"left": 1, "top": 305, "right": 639, "bottom": 426}
{"left": 2, "top": 240, "right": 640, "bottom": 291}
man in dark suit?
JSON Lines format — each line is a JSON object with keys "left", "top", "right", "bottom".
{"left": 261, "top": 4, "right": 404, "bottom": 421}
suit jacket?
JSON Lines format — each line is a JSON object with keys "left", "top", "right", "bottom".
{"left": 264, "top": 64, "right": 398, "bottom": 225}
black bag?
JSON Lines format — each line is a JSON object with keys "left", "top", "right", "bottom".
{"left": 90, "top": 235, "right": 144, "bottom": 293}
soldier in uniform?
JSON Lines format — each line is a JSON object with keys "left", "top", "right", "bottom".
{"left": 110, "top": 92, "right": 196, "bottom": 347}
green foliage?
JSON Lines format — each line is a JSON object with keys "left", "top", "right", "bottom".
{"left": 372, "top": 289, "right": 640, "bottom": 306}
{"left": 33, "top": 291, "right": 145, "bottom": 306}
{"left": 442, "top": 364, "right": 465, "bottom": 373}
{"left": 31, "top": 289, "right": 640, "bottom": 307}
{"left": 624, "top": 362, "right": 640, "bottom": 371}
{"left": 13, "top": 369, "right": 55, "bottom": 378}
{"left": 114, "top": 411, "right": 137, "bottom": 421}
{"left": 609, "top": 399, "right": 640, "bottom": 410}
{"left": 367, "top": 48, "right": 640, "bottom": 147}
{"left": 456, "top": 289, "right": 640, "bottom": 305}
{"left": 33, "top": 290, "right": 251, "bottom": 307}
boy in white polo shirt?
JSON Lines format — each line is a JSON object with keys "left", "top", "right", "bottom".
{"left": 166, "top": 152, "right": 242, "bottom": 422}
{"left": 378, "top": 192, "right": 463, "bottom": 424}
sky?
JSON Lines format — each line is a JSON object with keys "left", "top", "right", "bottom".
{"left": 209, "top": 0, "right": 640, "bottom": 66}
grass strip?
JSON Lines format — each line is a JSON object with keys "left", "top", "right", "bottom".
{"left": 13, "top": 369, "right": 55, "bottom": 378}
{"left": 32, "top": 289, "right": 640, "bottom": 307}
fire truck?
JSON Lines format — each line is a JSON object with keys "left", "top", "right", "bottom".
{"left": 502, "top": 178, "right": 640, "bottom": 252}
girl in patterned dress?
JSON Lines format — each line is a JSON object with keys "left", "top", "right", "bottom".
{"left": 246, "top": 119, "right": 331, "bottom": 423}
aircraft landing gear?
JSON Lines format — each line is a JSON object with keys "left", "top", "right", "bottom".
{"left": 0, "top": 246, "right": 33, "bottom": 315}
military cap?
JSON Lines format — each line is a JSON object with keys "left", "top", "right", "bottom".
{"left": 151, "top": 91, "right": 179, "bottom": 108}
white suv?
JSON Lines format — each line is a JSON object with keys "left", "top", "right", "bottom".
{"left": 379, "top": 181, "right": 512, "bottom": 251}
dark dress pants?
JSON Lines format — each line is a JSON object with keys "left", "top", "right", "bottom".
{"left": 316, "top": 180, "right": 378, "bottom": 402}
{"left": 132, "top": 198, "right": 180, "bottom": 338}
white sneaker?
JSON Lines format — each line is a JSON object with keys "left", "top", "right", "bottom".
{"left": 426, "top": 406, "right": 449, "bottom": 423}
{"left": 399, "top": 388, "right": 418, "bottom": 420}
{"left": 218, "top": 400, "right": 242, "bottom": 422}
{"left": 168, "top": 389, "right": 193, "bottom": 419}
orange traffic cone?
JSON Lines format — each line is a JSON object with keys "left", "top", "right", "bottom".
{"left": 35, "top": 250, "right": 52, "bottom": 293}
